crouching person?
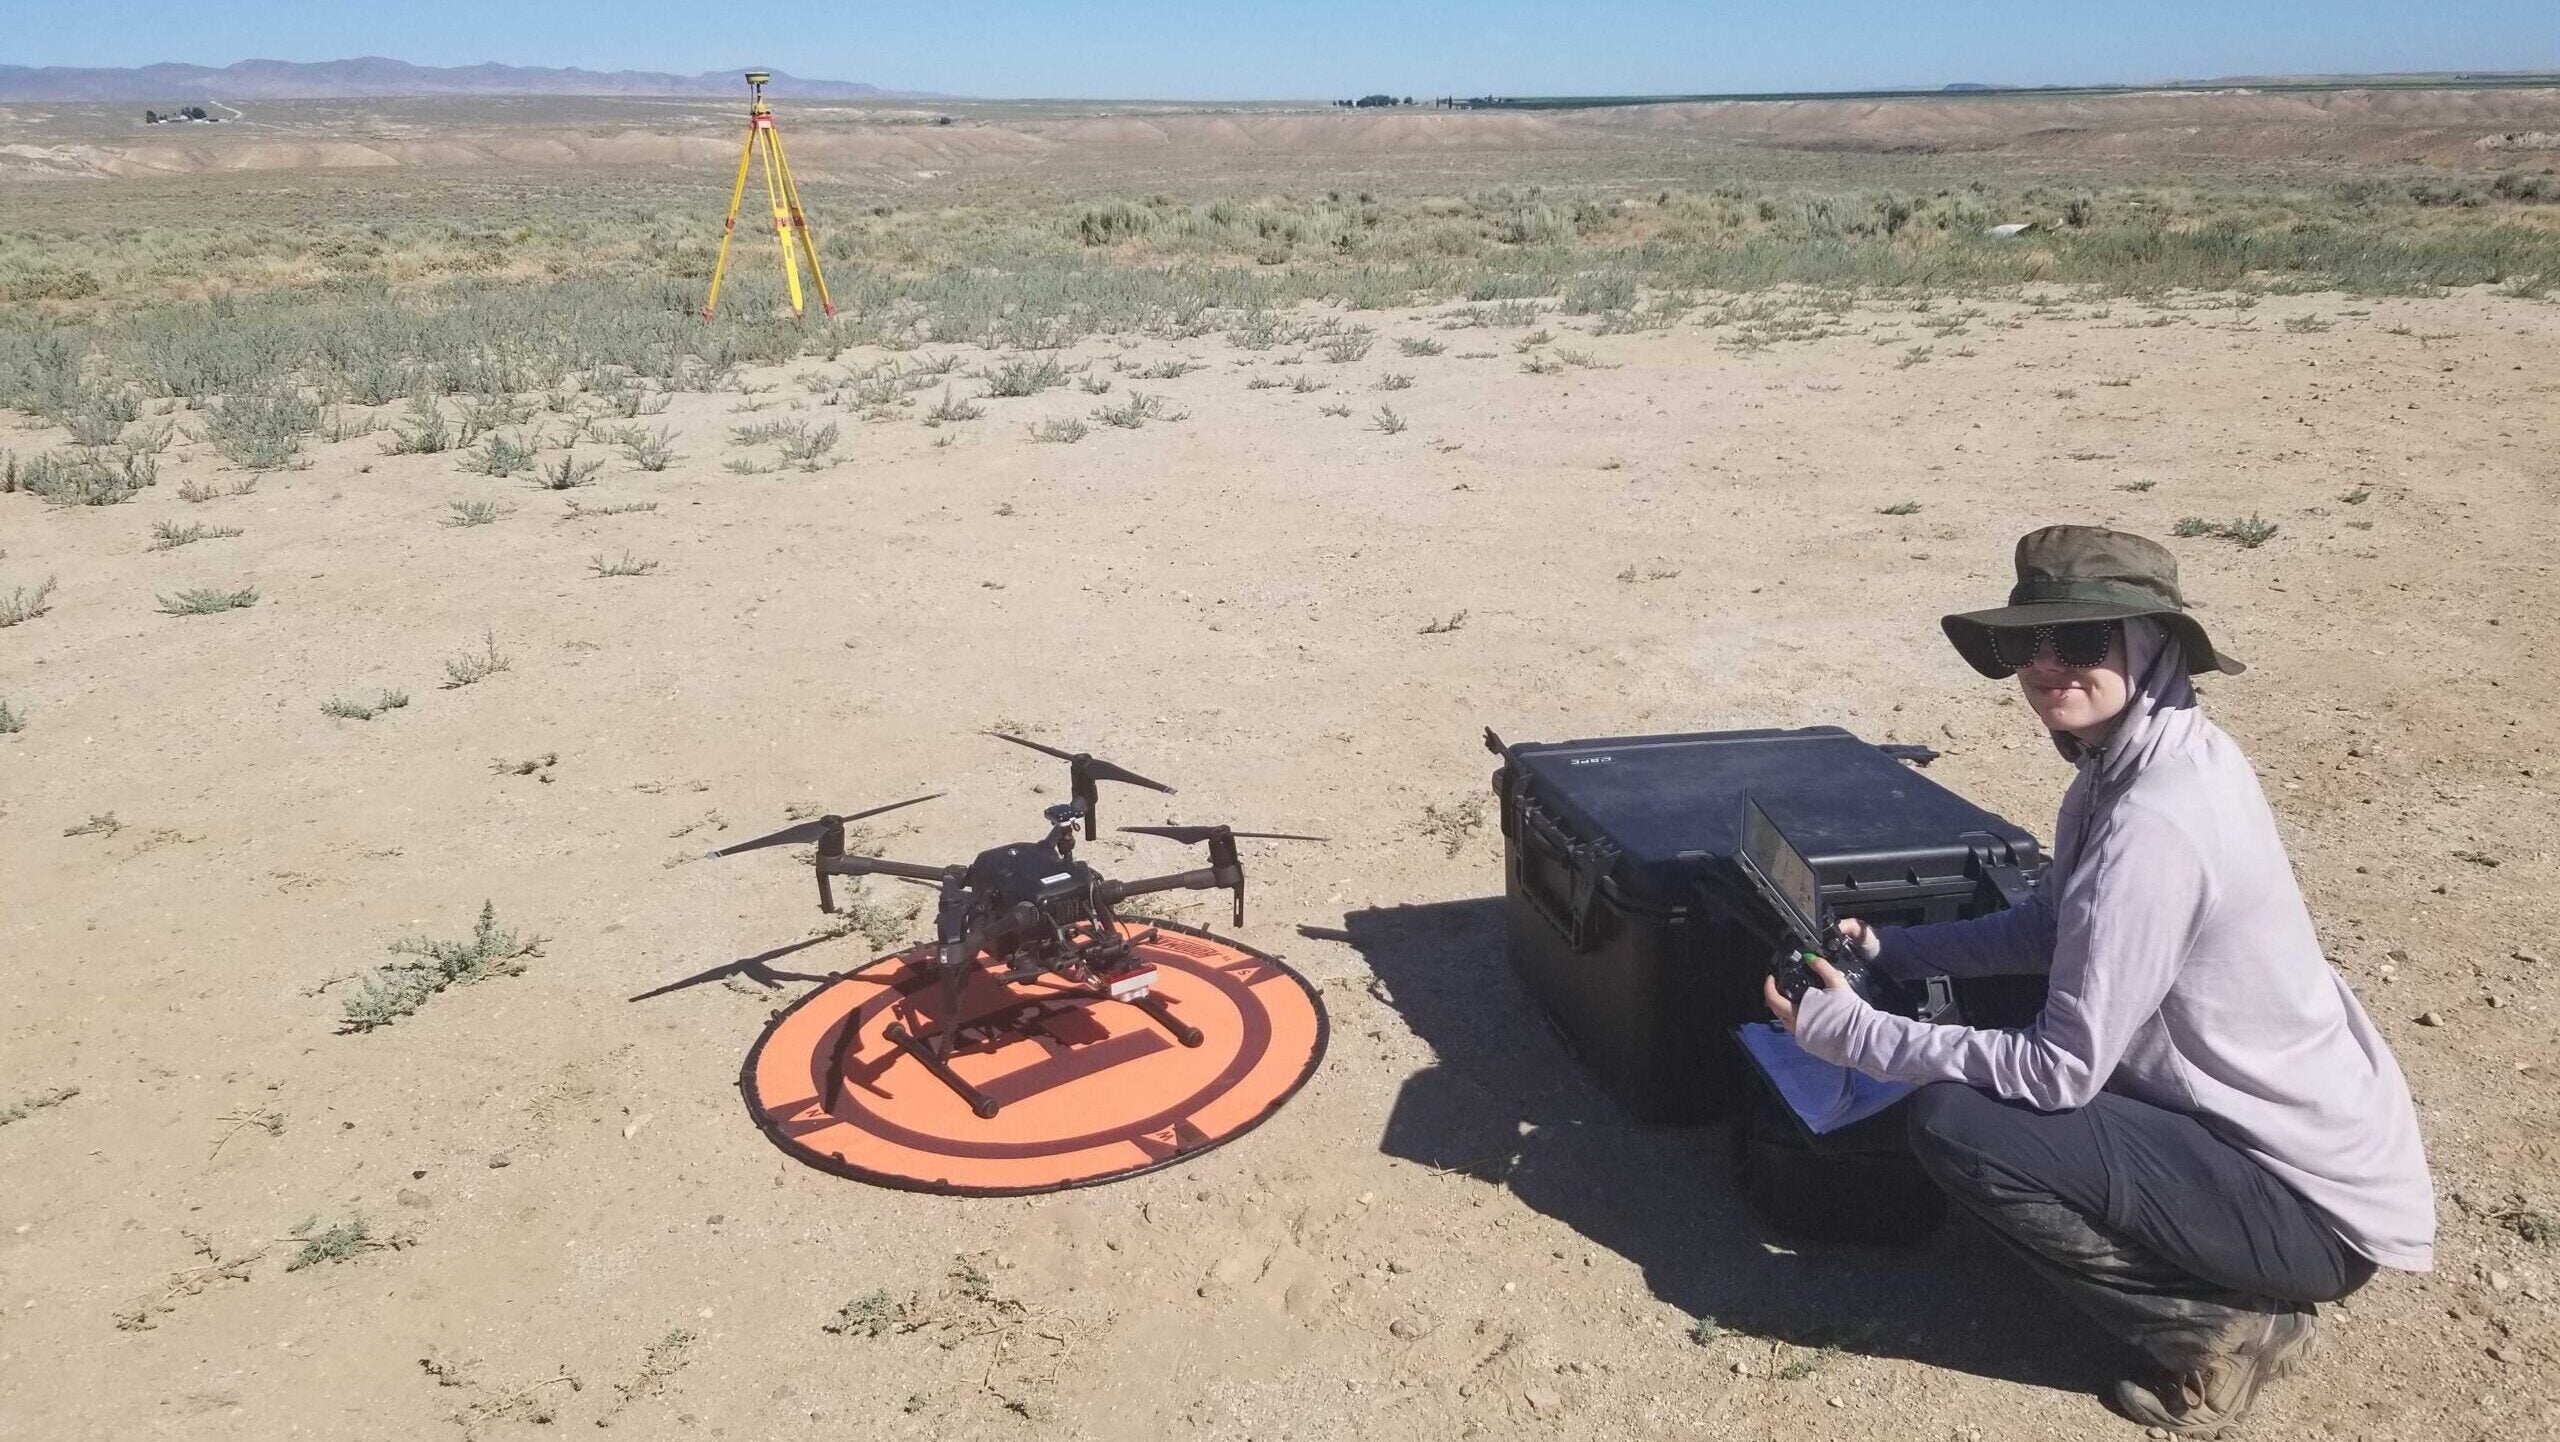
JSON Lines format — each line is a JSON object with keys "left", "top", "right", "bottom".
{"left": 1765, "top": 526, "right": 2433, "bottom": 1436}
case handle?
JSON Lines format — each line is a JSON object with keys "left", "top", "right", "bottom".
{"left": 1516, "top": 800, "right": 1615, "bottom": 952}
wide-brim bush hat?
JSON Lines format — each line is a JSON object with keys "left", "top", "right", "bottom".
{"left": 1942, "top": 524, "right": 2245, "bottom": 678}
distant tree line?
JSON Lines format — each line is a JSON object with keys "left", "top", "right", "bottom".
{"left": 1332, "top": 96, "right": 1497, "bottom": 110}
{"left": 142, "top": 106, "right": 214, "bottom": 124}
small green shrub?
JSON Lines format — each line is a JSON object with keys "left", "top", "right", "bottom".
{"left": 441, "top": 631, "right": 511, "bottom": 688}
{"left": 1074, "top": 200, "right": 1156, "bottom": 246}
{"left": 1878, "top": 500, "right": 1922, "bottom": 516}
{"left": 177, "top": 476, "right": 258, "bottom": 503}
{"left": 561, "top": 498, "right": 656, "bottom": 519}
{"left": 285, "top": 1216, "right": 377, "bottom": 1270}
{"left": 980, "top": 356, "right": 1069, "bottom": 397}
{"left": 2221, "top": 514, "right": 2280, "bottom": 548}
{"left": 923, "top": 388, "right": 984, "bottom": 425}
{"left": 383, "top": 396, "right": 453, "bottom": 455}
{"left": 454, "top": 392, "right": 533, "bottom": 445}
{"left": 1091, "top": 392, "right": 1185, "bottom": 428}
{"left": 2175, "top": 515, "right": 2279, "bottom": 549}
{"left": 0, "top": 576, "right": 58, "bottom": 627}
{"left": 320, "top": 689, "right": 409, "bottom": 722}
{"left": 532, "top": 450, "right": 605, "bottom": 490}
{"left": 157, "top": 586, "right": 259, "bottom": 616}
{"left": 320, "top": 406, "right": 380, "bottom": 443}
{"left": 201, "top": 385, "right": 321, "bottom": 469}
{"left": 618, "top": 425, "right": 678, "bottom": 471}
{"left": 62, "top": 395, "right": 135, "bottom": 448}
{"left": 149, "top": 519, "right": 242, "bottom": 551}
{"left": 589, "top": 550, "right": 659, "bottom": 578}
{"left": 465, "top": 431, "right": 538, "bottom": 478}
{"left": 1029, "top": 417, "right": 1088, "bottom": 444}
{"left": 1317, "top": 332, "right": 1373, "bottom": 363}
{"left": 16, "top": 448, "right": 155, "bottom": 506}
{"left": 1371, "top": 405, "right": 1408, "bottom": 434}
{"left": 824, "top": 1289, "right": 904, "bottom": 1338}
{"left": 443, "top": 498, "right": 508, "bottom": 527}
{"left": 0, "top": 1085, "right": 77, "bottom": 1124}
{"left": 339, "top": 900, "right": 544, "bottom": 1032}
{"left": 778, "top": 421, "right": 840, "bottom": 469}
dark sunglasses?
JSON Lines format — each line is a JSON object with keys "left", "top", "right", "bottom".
{"left": 1989, "top": 621, "right": 2117, "bottom": 671}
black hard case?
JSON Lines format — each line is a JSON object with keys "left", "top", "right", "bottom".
{"left": 1491, "top": 726, "right": 2042, "bottom": 1124}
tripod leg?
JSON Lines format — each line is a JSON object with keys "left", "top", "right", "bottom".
{"left": 769, "top": 128, "right": 835, "bottom": 318}
{"left": 759, "top": 125, "right": 807, "bottom": 318}
{"left": 703, "top": 123, "right": 757, "bottom": 320}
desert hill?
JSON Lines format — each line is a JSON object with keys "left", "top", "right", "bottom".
{"left": 0, "top": 57, "right": 900, "bottom": 102}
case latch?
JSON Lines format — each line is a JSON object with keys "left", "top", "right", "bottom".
{"left": 1963, "top": 831, "right": 2041, "bottom": 911}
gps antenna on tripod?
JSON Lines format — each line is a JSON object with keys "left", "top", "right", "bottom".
{"left": 703, "top": 70, "right": 835, "bottom": 320}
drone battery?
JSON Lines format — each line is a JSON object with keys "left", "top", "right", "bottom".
{"left": 1491, "top": 725, "right": 2044, "bottom": 1124}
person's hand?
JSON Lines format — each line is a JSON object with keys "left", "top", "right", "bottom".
{"left": 1763, "top": 953, "right": 1850, "bottom": 1036}
{"left": 1832, "top": 917, "right": 1882, "bottom": 962}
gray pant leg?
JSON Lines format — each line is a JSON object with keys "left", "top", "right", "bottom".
{"left": 1903, "top": 1082, "right": 2375, "bottom": 1369}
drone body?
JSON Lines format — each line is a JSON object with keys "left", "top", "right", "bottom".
{"left": 716, "top": 733, "right": 1316, "bottom": 1120}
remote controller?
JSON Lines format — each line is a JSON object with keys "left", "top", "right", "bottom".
{"left": 1770, "top": 931, "right": 1878, "bottom": 1005}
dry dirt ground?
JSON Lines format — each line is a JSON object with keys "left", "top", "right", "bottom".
{"left": 3, "top": 286, "right": 2556, "bottom": 1441}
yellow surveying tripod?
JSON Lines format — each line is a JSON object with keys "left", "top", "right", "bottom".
{"left": 703, "top": 71, "right": 835, "bottom": 320}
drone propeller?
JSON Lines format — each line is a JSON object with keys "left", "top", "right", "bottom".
{"left": 985, "top": 731, "right": 1174, "bottom": 839}
{"left": 985, "top": 731, "right": 1175, "bottom": 794}
{"left": 1120, "top": 825, "right": 1327, "bottom": 844}
{"left": 709, "top": 792, "right": 943, "bottom": 858}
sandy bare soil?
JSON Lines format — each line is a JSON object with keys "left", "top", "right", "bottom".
{"left": 7, "top": 84, "right": 2560, "bottom": 179}
{"left": 3, "top": 287, "right": 2556, "bottom": 1441}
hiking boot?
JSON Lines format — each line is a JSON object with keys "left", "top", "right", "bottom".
{"left": 2111, "top": 1307, "right": 2317, "bottom": 1437}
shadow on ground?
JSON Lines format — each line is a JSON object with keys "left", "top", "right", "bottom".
{"left": 1315, "top": 896, "right": 2124, "bottom": 1394}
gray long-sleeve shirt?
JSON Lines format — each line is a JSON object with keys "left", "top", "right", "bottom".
{"left": 1794, "top": 628, "right": 2436, "bottom": 1272}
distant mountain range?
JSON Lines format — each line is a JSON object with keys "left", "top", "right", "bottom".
{"left": 0, "top": 57, "right": 907, "bottom": 102}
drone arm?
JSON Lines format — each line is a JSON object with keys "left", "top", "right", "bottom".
{"left": 1102, "top": 849, "right": 1249, "bottom": 924}
{"left": 1098, "top": 867, "right": 1222, "bottom": 903}
{"left": 815, "top": 855, "right": 958, "bottom": 885}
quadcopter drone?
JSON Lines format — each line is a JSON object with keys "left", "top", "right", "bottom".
{"left": 713, "top": 732, "right": 1318, "bottom": 1119}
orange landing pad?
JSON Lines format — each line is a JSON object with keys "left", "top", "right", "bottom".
{"left": 741, "top": 919, "right": 1327, "bottom": 1194}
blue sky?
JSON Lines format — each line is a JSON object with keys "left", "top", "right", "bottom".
{"left": 7, "top": 1, "right": 2555, "bottom": 99}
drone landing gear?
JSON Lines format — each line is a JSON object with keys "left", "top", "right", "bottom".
{"left": 1120, "top": 991, "right": 1205, "bottom": 1048}
{"left": 854, "top": 976, "right": 1205, "bottom": 1120}
{"left": 882, "top": 1020, "right": 1000, "bottom": 1119}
